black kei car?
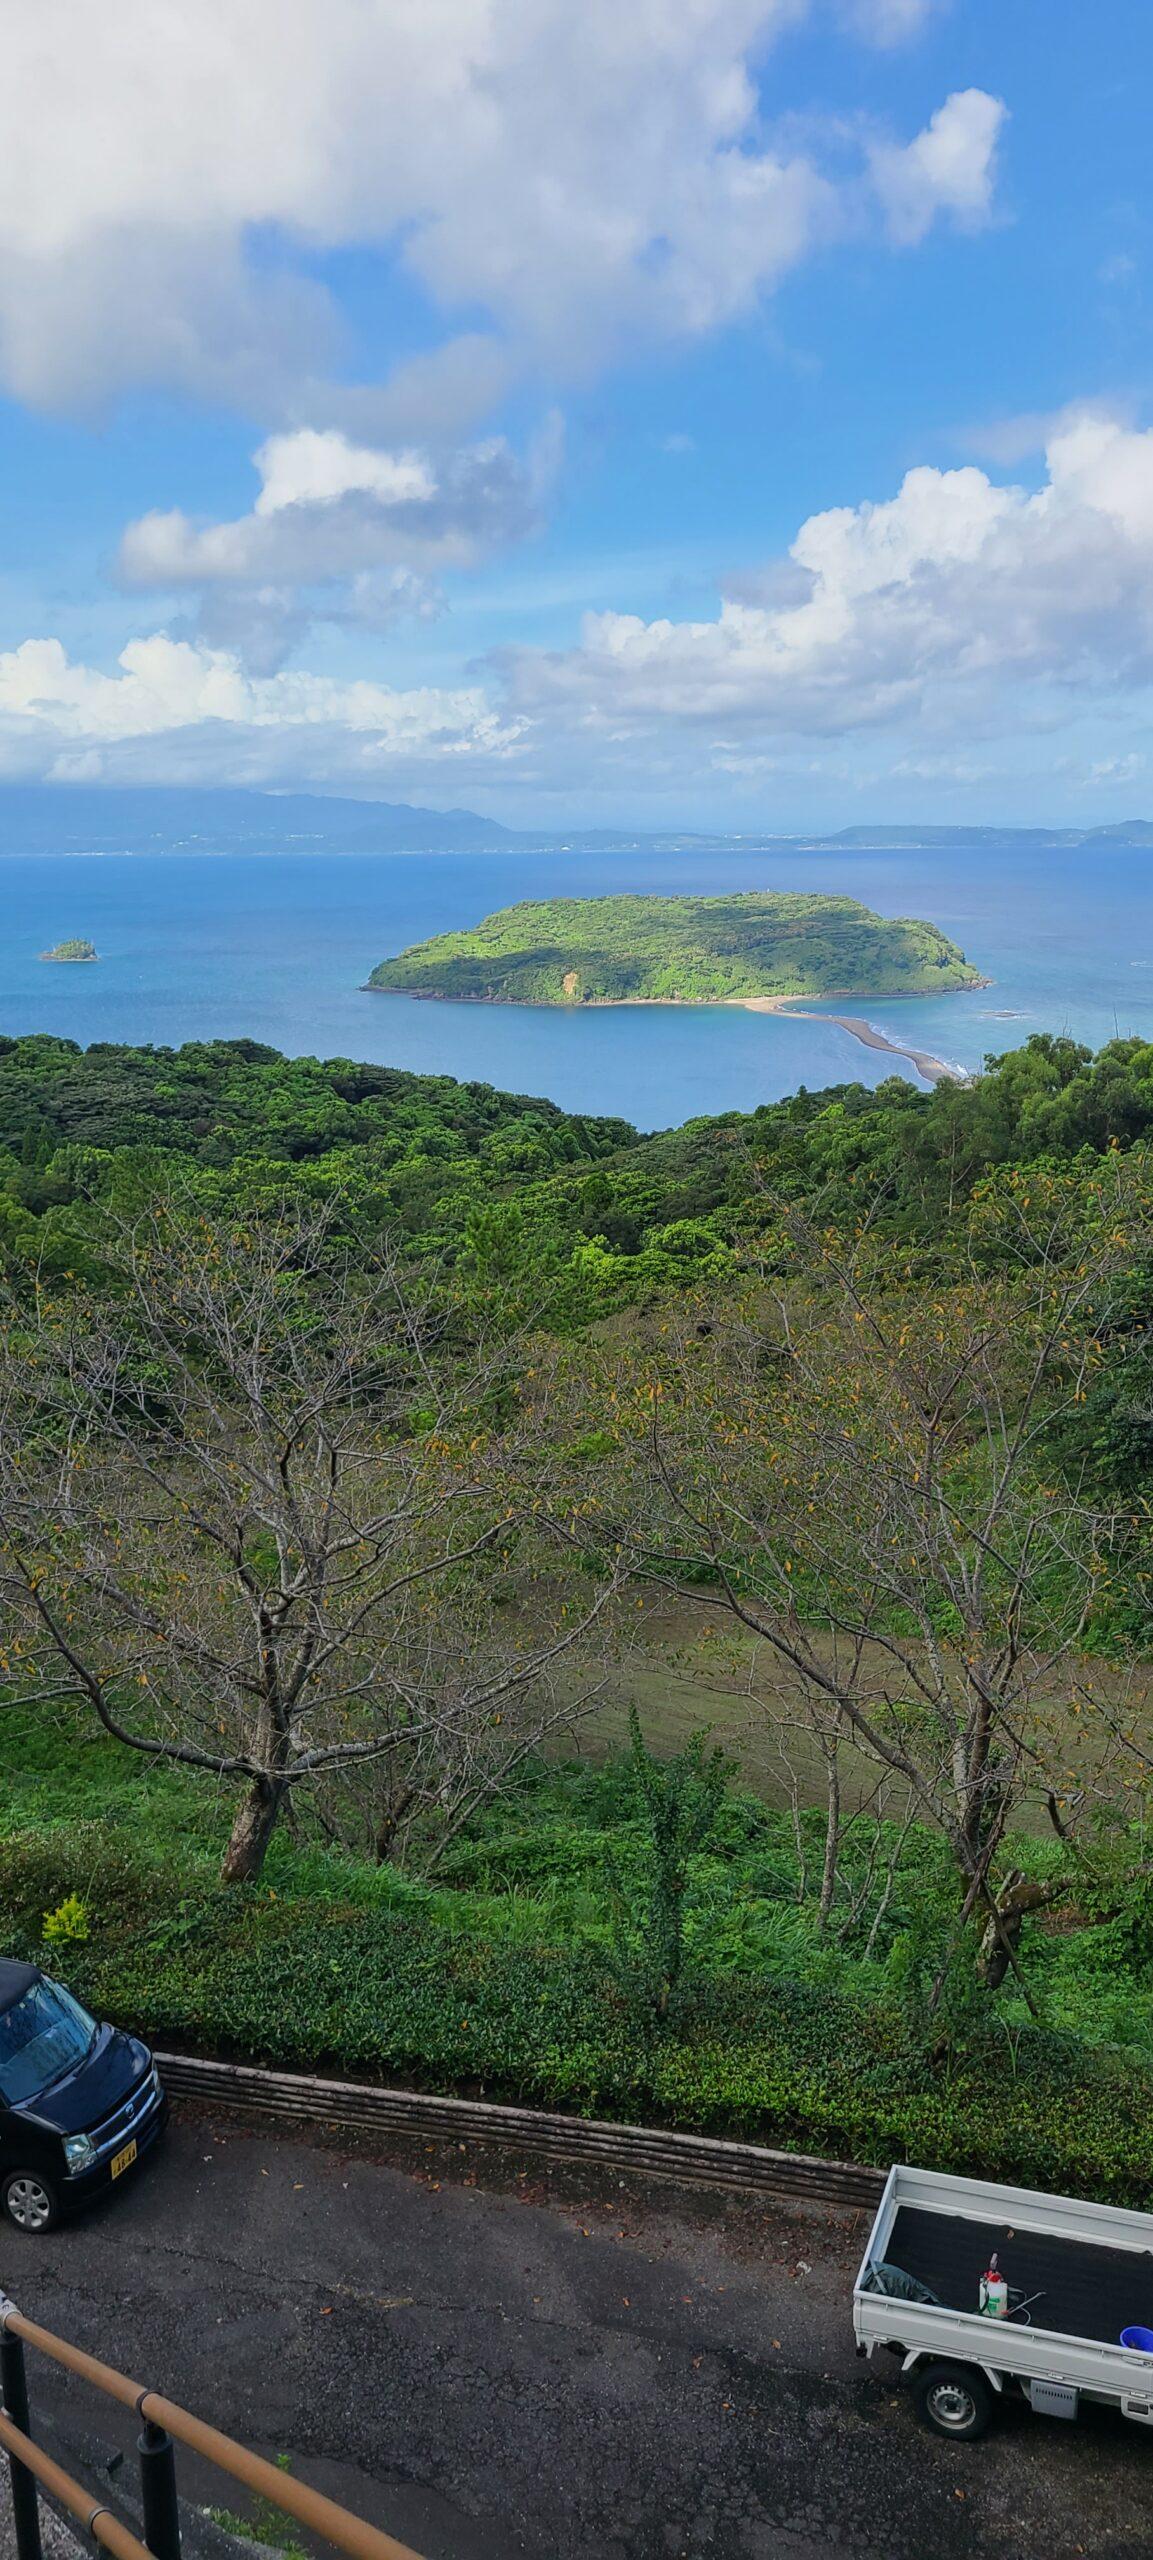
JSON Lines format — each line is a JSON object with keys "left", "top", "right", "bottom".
{"left": 0, "top": 1961, "right": 167, "bottom": 2232}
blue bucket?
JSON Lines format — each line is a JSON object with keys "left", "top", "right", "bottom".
{"left": 1121, "top": 2326, "right": 1153, "bottom": 2352}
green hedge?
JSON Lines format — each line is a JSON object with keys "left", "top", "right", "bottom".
{"left": 5, "top": 1826, "right": 1153, "bottom": 2204}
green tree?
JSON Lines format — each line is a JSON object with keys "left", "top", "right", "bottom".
{"left": 606, "top": 1710, "right": 730, "bottom": 2020}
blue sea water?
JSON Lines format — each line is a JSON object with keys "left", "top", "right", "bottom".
{"left": 2, "top": 840, "right": 1152, "bottom": 1130}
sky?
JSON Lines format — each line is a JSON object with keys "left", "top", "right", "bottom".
{"left": 2, "top": 0, "right": 1153, "bottom": 832}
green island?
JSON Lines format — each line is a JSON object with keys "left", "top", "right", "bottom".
{"left": 39, "top": 936, "right": 98, "bottom": 963}
{"left": 4, "top": 1026, "right": 1153, "bottom": 2201}
{"left": 367, "top": 889, "right": 982, "bottom": 1005}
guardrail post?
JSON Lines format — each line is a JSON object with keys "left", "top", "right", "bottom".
{"left": 0, "top": 2329, "right": 44, "bottom": 2560}
{"left": 137, "top": 2417, "right": 181, "bottom": 2560}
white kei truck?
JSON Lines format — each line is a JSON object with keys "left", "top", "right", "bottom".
{"left": 853, "top": 2162, "right": 1153, "bottom": 2441}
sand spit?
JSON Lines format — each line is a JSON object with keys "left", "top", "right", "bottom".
{"left": 725, "top": 994, "right": 971, "bottom": 1086}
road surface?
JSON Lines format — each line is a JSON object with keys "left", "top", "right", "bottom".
{"left": 2, "top": 2112, "right": 1149, "bottom": 2560}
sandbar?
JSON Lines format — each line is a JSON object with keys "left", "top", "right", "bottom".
{"left": 724, "top": 993, "right": 970, "bottom": 1086}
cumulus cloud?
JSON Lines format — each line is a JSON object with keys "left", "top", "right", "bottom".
{"left": 117, "top": 425, "right": 544, "bottom": 667}
{"left": 0, "top": 633, "right": 522, "bottom": 791}
{"left": 16, "top": 414, "right": 1153, "bottom": 803}
{"left": 119, "top": 429, "right": 540, "bottom": 589}
{"left": 871, "top": 89, "right": 1006, "bottom": 246}
{"left": 0, "top": 2, "right": 1003, "bottom": 410}
{"left": 500, "top": 413, "right": 1153, "bottom": 752}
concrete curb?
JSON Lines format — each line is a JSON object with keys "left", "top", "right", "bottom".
{"left": 156, "top": 2052, "right": 886, "bottom": 2212}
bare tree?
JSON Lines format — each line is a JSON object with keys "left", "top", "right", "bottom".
{"left": 605, "top": 1219, "right": 1141, "bottom": 1999}
{"left": 749, "top": 1655, "right": 916, "bottom": 1947}
{"left": 0, "top": 1200, "right": 618, "bottom": 1882}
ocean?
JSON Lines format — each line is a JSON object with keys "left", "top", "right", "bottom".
{"left": 2, "top": 839, "right": 1151, "bottom": 1131}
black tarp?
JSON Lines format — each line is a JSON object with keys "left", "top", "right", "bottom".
{"left": 888, "top": 2203, "right": 1153, "bottom": 2349}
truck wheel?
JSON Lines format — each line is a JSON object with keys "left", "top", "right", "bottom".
{"left": 914, "top": 2362, "right": 993, "bottom": 2440}
{"left": 1, "top": 2170, "right": 60, "bottom": 2234}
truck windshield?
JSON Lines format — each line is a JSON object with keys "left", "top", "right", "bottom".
{"left": 0, "top": 1980, "right": 96, "bottom": 2106}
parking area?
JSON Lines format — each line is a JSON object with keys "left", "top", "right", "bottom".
{"left": 2, "top": 2111, "right": 1151, "bottom": 2559}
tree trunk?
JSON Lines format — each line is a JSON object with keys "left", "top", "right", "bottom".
{"left": 817, "top": 1748, "right": 840, "bottom": 1936}
{"left": 221, "top": 1776, "right": 285, "bottom": 1884}
{"left": 977, "top": 1869, "right": 1059, "bottom": 1989}
{"left": 375, "top": 1785, "right": 416, "bottom": 1865}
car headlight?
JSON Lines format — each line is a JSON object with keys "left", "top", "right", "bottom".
{"left": 63, "top": 2133, "right": 97, "bottom": 2176}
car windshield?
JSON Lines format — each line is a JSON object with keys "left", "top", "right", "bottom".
{"left": 0, "top": 1980, "right": 96, "bottom": 2107}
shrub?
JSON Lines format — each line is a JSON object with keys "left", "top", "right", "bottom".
{"left": 41, "top": 1892, "right": 90, "bottom": 1947}
{"left": 5, "top": 1822, "right": 1153, "bottom": 2207}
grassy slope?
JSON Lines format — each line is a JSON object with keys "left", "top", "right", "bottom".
{"left": 368, "top": 893, "right": 981, "bottom": 1005}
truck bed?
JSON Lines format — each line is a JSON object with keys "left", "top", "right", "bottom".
{"left": 887, "top": 2202, "right": 1153, "bottom": 2349}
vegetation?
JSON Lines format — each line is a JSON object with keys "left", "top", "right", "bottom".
{"left": 4, "top": 1740, "right": 1153, "bottom": 2200}
{"left": 0, "top": 1203, "right": 618, "bottom": 1881}
{"left": 367, "top": 891, "right": 982, "bottom": 1005}
{"left": 39, "top": 937, "right": 97, "bottom": 962}
{"left": 3, "top": 1021, "right": 1153, "bottom": 2187}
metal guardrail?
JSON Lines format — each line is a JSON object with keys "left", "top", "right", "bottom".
{"left": 157, "top": 2052, "right": 886, "bottom": 2213}
{"left": 0, "top": 2297, "right": 425, "bottom": 2560}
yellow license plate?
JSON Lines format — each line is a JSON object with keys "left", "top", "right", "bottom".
{"left": 110, "top": 2140, "right": 137, "bottom": 2180}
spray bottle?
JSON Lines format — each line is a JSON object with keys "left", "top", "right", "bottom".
{"left": 979, "top": 2252, "right": 1009, "bottom": 2319}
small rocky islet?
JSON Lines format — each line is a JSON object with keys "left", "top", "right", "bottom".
{"left": 39, "top": 936, "right": 99, "bottom": 963}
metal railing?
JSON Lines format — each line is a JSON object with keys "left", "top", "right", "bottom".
{"left": 0, "top": 2297, "right": 425, "bottom": 2560}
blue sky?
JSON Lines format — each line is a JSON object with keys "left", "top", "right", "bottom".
{"left": 2, "top": 0, "right": 1152, "bottom": 829}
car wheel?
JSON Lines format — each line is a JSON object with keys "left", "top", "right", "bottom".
{"left": 914, "top": 2361, "right": 993, "bottom": 2440}
{"left": 1, "top": 2171, "right": 60, "bottom": 2234}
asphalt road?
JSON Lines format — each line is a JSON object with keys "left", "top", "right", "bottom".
{"left": 2, "top": 2112, "right": 1151, "bottom": 2560}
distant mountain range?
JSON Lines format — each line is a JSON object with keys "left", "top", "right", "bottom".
{"left": 792, "top": 823, "right": 1153, "bottom": 850}
{"left": 1, "top": 785, "right": 1153, "bottom": 856}
{"left": 0, "top": 786, "right": 517, "bottom": 855}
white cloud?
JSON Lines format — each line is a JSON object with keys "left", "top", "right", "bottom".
{"left": 0, "top": 2, "right": 1004, "bottom": 409}
{"left": 254, "top": 433, "right": 435, "bottom": 517}
{"left": 16, "top": 412, "right": 1153, "bottom": 807}
{"left": 499, "top": 412, "right": 1153, "bottom": 752}
{"left": 0, "top": 632, "right": 522, "bottom": 789}
{"left": 119, "top": 428, "right": 536, "bottom": 589}
{"left": 117, "top": 426, "right": 545, "bottom": 668}
{"left": 871, "top": 88, "right": 1006, "bottom": 246}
